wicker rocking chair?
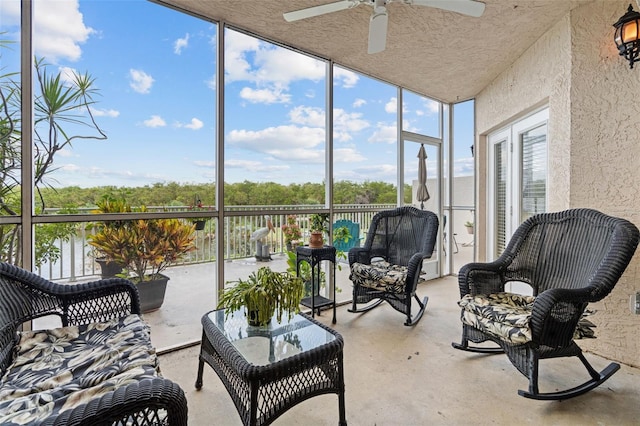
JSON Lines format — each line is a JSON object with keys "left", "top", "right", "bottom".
{"left": 348, "top": 206, "right": 439, "bottom": 326}
{"left": 452, "top": 208, "right": 639, "bottom": 400}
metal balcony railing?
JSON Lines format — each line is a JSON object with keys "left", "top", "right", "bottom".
{"left": 36, "top": 204, "right": 394, "bottom": 281}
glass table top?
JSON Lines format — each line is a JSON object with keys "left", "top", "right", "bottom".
{"left": 206, "top": 309, "right": 337, "bottom": 366}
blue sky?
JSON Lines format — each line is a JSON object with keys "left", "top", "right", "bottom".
{"left": 1, "top": 0, "right": 474, "bottom": 188}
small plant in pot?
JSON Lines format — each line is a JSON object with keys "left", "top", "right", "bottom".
{"left": 88, "top": 216, "right": 196, "bottom": 313}
{"left": 189, "top": 196, "right": 208, "bottom": 231}
{"left": 464, "top": 221, "right": 474, "bottom": 234}
{"left": 309, "top": 213, "right": 329, "bottom": 248}
{"left": 281, "top": 214, "right": 302, "bottom": 251}
{"left": 218, "top": 267, "right": 304, "bottom": 326}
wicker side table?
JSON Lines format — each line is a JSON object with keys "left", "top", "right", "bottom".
{"left": 196, "top": 309, "right": 347, "bottom": 426}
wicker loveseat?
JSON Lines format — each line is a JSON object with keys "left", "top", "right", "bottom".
{"left": 0, "top": 263, "right": 187, "bottom": 425}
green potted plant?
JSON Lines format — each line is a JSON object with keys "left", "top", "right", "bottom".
{"left": 282, "top": 214, "right": 302, "bottom": 251}
{"left": 218, "top": 267, "right": 304, "bottom": 326}
{"left": 90, "top": 194, "right": 133, "bottom": 278}
{"left": 333, "top": 225, "right": 353, "bottom": 264}
{"left": 464, "top": 221, "right": 474, "bottom": 234}
{"left": 189, "top": 196, "right": 208, "bottom": 231}
{"left": 309, "top": 213, "right": 329, "bottom": 248}
{"left": 88, "top": 216, "right": 196, "bottom": 313}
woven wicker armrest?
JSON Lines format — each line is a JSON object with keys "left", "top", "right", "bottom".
{"left": 529, "top": 287, "right": 591, "bottom": 347}
{"left": 43, "top": 378, "right": 188, "bottom": 426}
{"left": 347, "top": 246, "right": 372, "bottom": 265}
{"left": 457, "top": 261, "right": 508, "bottom": 298}
{"left": 404, "top": 252, "right": 430, "bottom": 291}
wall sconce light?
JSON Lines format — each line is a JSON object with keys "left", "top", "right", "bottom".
{"left": 614, "top": 4, "right": 640, "bottom": 68}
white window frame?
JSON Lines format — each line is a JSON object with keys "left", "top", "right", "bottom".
{"left": 487, "top": 108, "right": 549, "bottom": 261}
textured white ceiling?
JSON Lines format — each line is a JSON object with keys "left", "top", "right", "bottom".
{"left": 154, "top": 0, "right": 589, "bottom": 103}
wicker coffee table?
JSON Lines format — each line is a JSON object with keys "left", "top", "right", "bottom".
{"left": 196, "top": 308, "right": 347, "bottom": 425}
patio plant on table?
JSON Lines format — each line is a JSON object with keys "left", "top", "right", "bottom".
{"left": 309, "top": 213, "right": 329, "bottom": 248}
{"left": 88, "top": 211, "right": 196, "bottom": 313}
{"left": 218, "top": 266, "right": 304, "bottom": 326}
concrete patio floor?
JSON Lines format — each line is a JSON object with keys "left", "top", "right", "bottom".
{"left": 158, "top": 275, "right": 640, "bottom": 425}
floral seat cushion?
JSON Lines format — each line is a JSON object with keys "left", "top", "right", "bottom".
{"left": 0, "top": 314, "right": 160, "bottom": 425}
{"left": 458, "top": 292, "right": 535, "bottom": 344}
{"left": 350, "top": 260, "right": 424, "bottom": 294}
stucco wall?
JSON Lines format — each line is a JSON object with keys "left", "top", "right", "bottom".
{"left": 475, "top": 13, "right": 572, "bottom": 258}
{"left": 566, "top": 1, "right": 640, "bottom": 365}
{"left": 475, "top": 0, "right": 640, "bottom": 367}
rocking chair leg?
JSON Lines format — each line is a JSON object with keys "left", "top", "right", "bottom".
{"left": 518, "top": 352, "right": 621, "bottom": 400}
{"left": 348, "top": 298, "right": 383, "bottom": 314}
{"left": 404, "top": 295, "right": 428, "bottom": 326}
{"left": 451, "top": 334, "right": 504, "bottom": 353}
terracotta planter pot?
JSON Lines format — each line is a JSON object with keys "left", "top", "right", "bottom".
{"left": 136, "top": 274, "right": 169, "bottom": 313}
{"left": 309, "top": 231, "right": 324, "bottom": 248}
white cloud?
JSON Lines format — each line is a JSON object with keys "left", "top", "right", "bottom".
{"left": 288, "top": 106, "right": 370, "bottom": 142}
{"left": 60, "top": 163, "right": 80, "bottom": 171}
{"left": 355, "top": 163, "right": 396, "bottom": 176}
{"left": 206, "top": 76, "right": 216, "bottom": 91}
{"left": 353, "top": 98, "right": 367, "bottom": 108}
{"left": 424, "top": 98, "right": 440, "bottom": 115}
{"left": 28, "top": 0, "right": 94, "bottom": 63}
{"left": 414, "top": 98, "right": 440, "bottom": 116}
{"left": 334, "top": 109, "right": 370, "bottom": 142}
{"left": 289, "top": 106, "right": 324, "bottom": 127}
{"left": 193, "top": 160, "right": 215, "bottom": 167}
{"left": 239, "top": 87, "right": 291, "bottom": 104}
{"left": 334, "top": 67, "right": 359, "bottom": 88}
{"left": 143, "top": 115, "right": 166, "bottom": 128}
{"left": 385, "top": 97, "right": 398, "bottom": 114}
{"left": 129, "top": 69, "right": 154, "bottom": 94}
{"left": 92, "top": 108, "right": 120, "bottom": 118}
{"left": 58, "top": 66, "right": 78, "bottom": 85}
{"left": 333, "top": 147, "right": 366, "bottom": 162}
{"left": 454, "top": 157, "right": 474, "bottom": 177}
{"left": 174, "top": 33, "right": 190, "bottom": 54}
{"left": 368, "top": 123, "right": 397, "bottom": 144}
{"left": 228, "top": 125, "right": 325, "bottom": 162}
{"left": 226, "top": 159, "right": 290, "bottom": 173}
{"left": 0, "top": 1, "right": 19, "bottom": 26}
{"left": 57, "top": 148, "right": 75, "bottom": 158}
{"left": 225, "top": 30, "right": 326, "bottom": 104}
{"left": 177, "top": 118, "right": 204, "bottom": 130}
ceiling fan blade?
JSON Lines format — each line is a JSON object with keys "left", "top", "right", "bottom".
{"left": 407, "top": 0, "right": 485, "bottom": 18}
{"left": 368, "top": 6, "right": 388, "bottom": 54}
{"left": 283, "top": 1, "right": 359, "bottom": 22}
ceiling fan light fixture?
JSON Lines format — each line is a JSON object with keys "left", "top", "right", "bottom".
{"left": 283, "top": 0, "right": 486, "bottom": 54}
{"left": 368, "top": 7, "right": 388, "bottom": 54}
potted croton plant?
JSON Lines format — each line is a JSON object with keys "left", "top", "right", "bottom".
{"left": 89, "top": 216, "right": 196, "bottom": 313}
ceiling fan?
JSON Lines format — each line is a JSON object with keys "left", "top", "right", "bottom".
{"left": 283, "top": 0, "right": 485, "bottom": 54}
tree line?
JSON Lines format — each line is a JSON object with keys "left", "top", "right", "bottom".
{"left": 40, "top": 180, "right": 412, "bottom": 210}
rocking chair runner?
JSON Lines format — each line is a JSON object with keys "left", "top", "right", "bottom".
{"left": 452, "top": 208, "right": 639, "bottom": 400}
{"left": 348, "top": 206, "right": 439, "bottom": 326}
